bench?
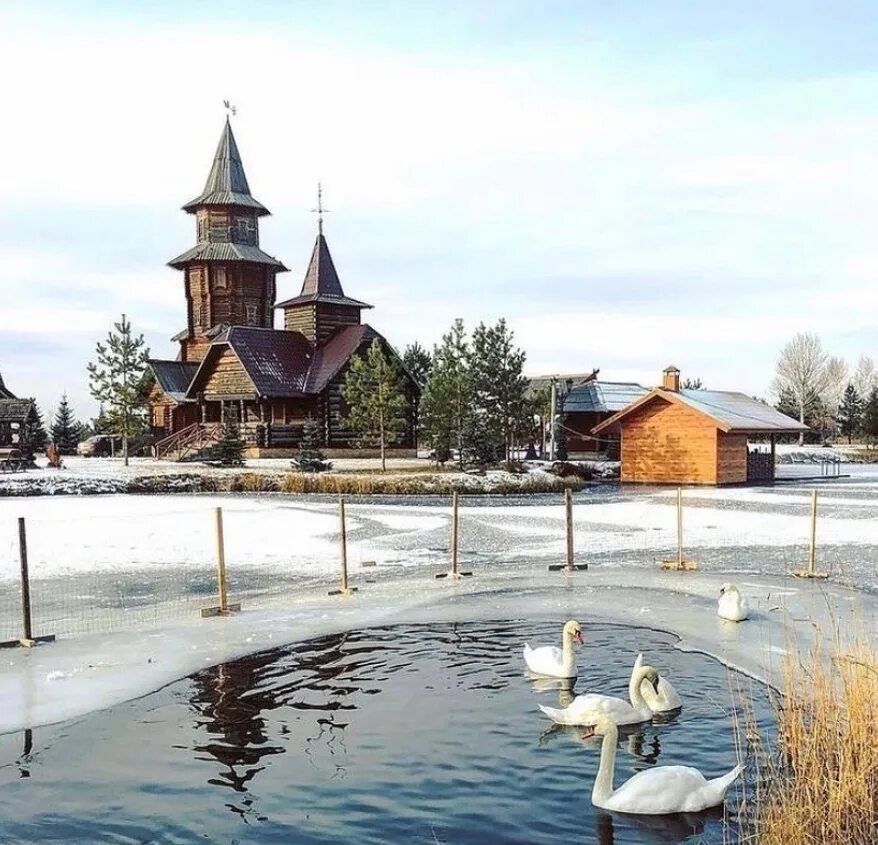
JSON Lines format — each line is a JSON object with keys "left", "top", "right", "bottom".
{"left": 0, "top": 448, "right": 25, "bottom": 473}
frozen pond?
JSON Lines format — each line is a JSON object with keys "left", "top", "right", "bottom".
{"left": 0, "top": 621, "right": 771, "bottom": 845}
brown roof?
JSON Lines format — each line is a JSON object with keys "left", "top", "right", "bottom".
{"left": 276, "top": 232, "right": 371, "bottom": 310}
{"left": 0, "top": 372, "right": 15, "bottom": 400}
{"left": 305, "top": 324, "right": 379, "bottom": 393}
{"left": 0, "top": 399, "right": 35, "bottom": 423}
{"left": 149, "top": 360, "right": 199, "bottom": 402}
{"left": 593, "top": 388, "right": 810, "bottom": 435}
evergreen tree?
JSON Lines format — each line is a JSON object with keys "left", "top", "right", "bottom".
{"left": 555, "top": 425, "right": 569, "bottom": 461}
{"left": 297, "top": 414, "right": 329, "bottom": 471}
{"left": 862, "top": 388, "right": 878, "bottom": 447}
{"left": 402, "top": 342, "right": 432, "bottom": 389}
{"left": 216, "top": 406, "right": 245, "bottom": 467}
{"left": 469, "top": 319, "right": 529, "bottom": 469}
{"left": 87, "top": 314, "right": 151, "bottom": 465}
{"left": 341, "top": 339, "right": 409, "bottom": 472}
{"left": 91, "top": 404, "right": 112, "bottom": 435}
{"left": 51, "top": 393, "right": 82, "bottom": 454}
{"left": 422, "top": 320, "right": 472, "bottom": 468}
{"left": 17, "top": 400, "right": 48, "bottom": 465}
{"left": 837, "top": 383, "right": 864, "bottom": 444}
{"left": 681, "top": 377, "right": 704, "bottom": 390}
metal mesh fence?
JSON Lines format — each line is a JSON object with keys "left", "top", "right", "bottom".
{"left": 0, "top": 487, "right": 874, "bottom": 644}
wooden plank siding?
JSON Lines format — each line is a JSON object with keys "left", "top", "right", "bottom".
{"left": 283, "top": 303, "right": 362, "bottom": 343}
{"left": 620, "top": 400, "right": 719, "bottom": 484}
{"left": 716, "top": 433, "right": 748, "bottom": 484}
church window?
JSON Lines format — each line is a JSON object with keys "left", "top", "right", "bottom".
{"left": 246, "top": 304, "right": 258, "bottom": 326}
{"left": 197, "top": 217, "right": 208, "bottom": 241}
{"left": 214, "top": 267, "right": 227, "bottom": 289}
{"left": 236, "top": 217, "right": 251, "bottom": 242}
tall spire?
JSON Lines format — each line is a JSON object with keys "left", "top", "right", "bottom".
{"left": 182, "top": 118, "right": 269, "bottom": 215}
{"left": 311, "top": 183, "right": 329, "bottom": 236}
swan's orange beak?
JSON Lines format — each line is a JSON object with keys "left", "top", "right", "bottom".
{"left": 574, "top": 631, "right": 584, "bottom": 645}
{"left": 581, "top": 727, "right": 595, "bottom": 740}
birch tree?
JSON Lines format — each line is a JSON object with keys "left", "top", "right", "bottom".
{"left": 773, "top": 332, "right": 829, "bottom": 445}
{"left": 853, "top": 355, "right": 877, "bottom": 400}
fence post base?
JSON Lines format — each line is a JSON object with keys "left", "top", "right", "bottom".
{"left": 328, "top": 586, "right": 358, "bottom": 597}
{"left": 547, "top": 564, "right": 589, "bottom": 572}
{"left": 660, "top": 559, "right": 697, "bottom": 571}
{"left": 0, "top": 634, "right": 56, "bottom": 649}
{"left": 790, "top": 569, "right": 829, "bottom": 580}
{"left": 435, "top": 570, "right": 473, "bottom": 580}
{"left": 200, "top": 603, "right": 242, "bottom": 618}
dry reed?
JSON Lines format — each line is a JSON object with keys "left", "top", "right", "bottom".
{"left": 743, "top": 631, "right": 877, "bottom": 844}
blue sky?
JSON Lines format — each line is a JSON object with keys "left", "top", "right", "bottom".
{"left": 2, "top": 2, "right": 877, "bottom": 419}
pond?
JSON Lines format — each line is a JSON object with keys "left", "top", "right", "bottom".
{"left": 0, "top": 621, "right": 773, "bottom": 844}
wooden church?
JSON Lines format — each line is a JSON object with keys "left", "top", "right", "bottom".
{"left": 148, "top": 119, "right": 418, "bottom": 459}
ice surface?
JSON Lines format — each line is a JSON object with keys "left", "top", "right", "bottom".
{"left": 1, "top": 468, "right": 877, "bottom": 735}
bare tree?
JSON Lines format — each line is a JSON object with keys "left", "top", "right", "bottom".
{"left": 772, "top": 332, "right": 829, "bottom": 445}
{"left": 853, "top": 355, "right": 877, "bottom": 399}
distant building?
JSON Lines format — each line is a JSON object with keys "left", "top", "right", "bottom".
{"left": 0, "top": 372, "right": 37, "bottom": 449}
{"left": 592, "top": 366, "right": 809, "bottom": 485}
{"left": 148, "top": 119, "right": 419, "bottom": 458}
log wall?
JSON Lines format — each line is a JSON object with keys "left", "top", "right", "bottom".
{"left": 282, "top": 303, "right": 361, "bottom": 342}
{"left": 716, "top": 432, "right": 748, "bottom": 484}
{"left": 202, "top": 349, "right": 257, "bottom": 399}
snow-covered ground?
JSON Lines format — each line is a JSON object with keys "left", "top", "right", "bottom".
{"left": 1, "top": 469, "right": 877, "bottom": 734}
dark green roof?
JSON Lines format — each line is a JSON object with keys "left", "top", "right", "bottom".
{"left": 0, "top": 372, "right": 15, "bottom": 400}
{"left": 276, "top": 232, "right": 371, "bottom": 309}
{"left": 182, "top": 118, "right": 269, "bottom": 216}
{"left": 168, "top": 242, "right": 288, "bottom": 270}
{"left": 0, "top": 399, "right": 35, "bottom": 423}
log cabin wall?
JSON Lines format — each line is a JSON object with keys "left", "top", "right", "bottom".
{"left": 202, "top": 348, "right": 257, "bottom": 399}
{"left": 283, "top": 304, "right": 317, "bottom": 339}
{"left": 282, "top": 303, "right": 362, "bottom": 343}
{"left": 620, "top": 400, "right": 719, "bottom": 484}
{"left": 716, "top": 432, "right": 748, "bottom": 484}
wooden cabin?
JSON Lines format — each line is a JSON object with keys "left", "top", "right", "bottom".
{"left": 592, "top": 366, "right": 809, "bottom": 485}
{"left": 0, "top": 373, "right": 37, "bottom": 450}
{"left": 148, "top": 119, "right": 419, "bottom": 459}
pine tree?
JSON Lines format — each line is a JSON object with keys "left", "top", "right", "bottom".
{"left": 51, "top": 393, "right": 82, "bottom": 454}
{"left": 17, "top": 400, "right": 48, "bottom": 465}
{"left": 422, "top": 320, "right": 472, "bottom": 468}
{"left": 297, "top": 414, "right": 329, "bottom": 471}
{"left": 92, "top": 404, "right": 112, "bottom": 435}
{"left": 341, "top": 339, "right": 409, "bottom": 472}
{"left": 837, "top": 383, "right": 864, "bottom": 444}
{"left": 402, "top": 342, "right": 432, "bottom": 389}
{"left": 862, "top": 388, "right": 878, "bottom": 448}
{"left": 469, "top": 319, "right": 529, "bottom": 469}
{"left": 216, "top": 406, "right": 245, "bottom": 467}
{"left": 87, "top": 314, "right": 151, "bottom": 466}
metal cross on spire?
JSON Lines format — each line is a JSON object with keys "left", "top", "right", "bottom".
{"left": 311, "top": 182, "right": 329, "bottom": 235}
{"left": 223, "top": 99, "right": 237, "bottom": 118}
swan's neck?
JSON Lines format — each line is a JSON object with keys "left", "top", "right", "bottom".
{"left": 592, "top": 726, "right": 618, "bottom": 806}
{"left": 628, "top": 666, "right": 648, "bottom": 708}
{"left": 561, "top": 633, "right": 575, "bottom": 673}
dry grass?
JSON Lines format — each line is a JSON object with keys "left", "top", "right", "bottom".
{"left": 743, "top": 631, "right": 878, "bottom": 844}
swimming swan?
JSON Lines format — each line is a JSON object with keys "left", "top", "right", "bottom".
{"left": 538, "top": 664, "right": 659, "bottom": 726}
{"left": 633, "top": 652, "right": 682, "bottom": 713}
{"left": 584, "top": 717, "right": 744, "bottom": 814}
{"left": 523, "top": 620, "right": 584, "bottom": 679}
{"left": 717, "top": 583, "right": 749, "bottom": 622}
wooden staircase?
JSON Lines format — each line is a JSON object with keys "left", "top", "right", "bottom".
{"left": 154, "top": 422, "right": 222, "bottom": 461}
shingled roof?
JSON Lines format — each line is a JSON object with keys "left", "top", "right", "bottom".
{"left": 182, "top": 118, "right": 270, "bottom": 216}
{"left": 168, "top": 241, "right": 287, "bottom": 271}
{"left": 186, "top": 327, "right": 314, "bottom": 399}
{"left": 149, "top": 360, "right": 199, "bottom": 402}
{"left": 276, "top": 233, "right": 371, "bottom": 310}
{"left": 305, "top": 324, "right": 379, "bottom": 393}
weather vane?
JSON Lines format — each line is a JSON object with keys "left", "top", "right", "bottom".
{"left": 223, "top": 99, "right": 237, "bottom": 118}
{"left": 311, "top": 182, "right": 329, "bottom": 235}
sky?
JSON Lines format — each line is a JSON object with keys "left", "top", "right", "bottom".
{"left": 2, "top": 1, "right": 878, "bottom": 420}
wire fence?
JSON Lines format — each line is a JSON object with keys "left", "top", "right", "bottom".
{"left": 0, "top": 486, "right": 875, "bottom": 645}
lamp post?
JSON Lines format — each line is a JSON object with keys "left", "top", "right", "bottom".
{"left": 549, "top": 377, "right": 575, "bottom": 461}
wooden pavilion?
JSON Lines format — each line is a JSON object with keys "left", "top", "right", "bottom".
{"left": 592, "top": 366, "right": 809, "bottom": 485}
{"left": 148, "top": 120, "right": 418, "bottom": 459}
{"left": 0, "top": 373, "right": 37, "bottom": 449}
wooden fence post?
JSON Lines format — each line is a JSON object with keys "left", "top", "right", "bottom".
{"left": 793, "top": 489, "right": 828, "bottom": 578}
{"left": 436, "top": 491, "right": 472, "bottom": 579}
{"left": 549, "top": 488, "right": 588, "bottom": 571}
{"left": 330, "top": 497, "right": 357, "bottom": 595}
{"left": 201, "top": 507, "right": 241, "bottom": 616}
{"left": 1, "top": 518, "right": 55, "bottom": 648}
{"left": 661, "top": 488, "right": 696, "bottom": 570}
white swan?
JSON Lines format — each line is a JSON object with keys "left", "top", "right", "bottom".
{"left": 633, "top": 653, "right": 682, "bottom": 713}
{"left": 584, "top": 717, "right": 744, "bottom": 814}
{"left": 539, "top": 663, "right": 659, "bottom": 726}
{"left": 523, "top": 620, "right": 583, "bottom": 679}
{"left": 717, "top": 583, "right": 749, "bottom": 622}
